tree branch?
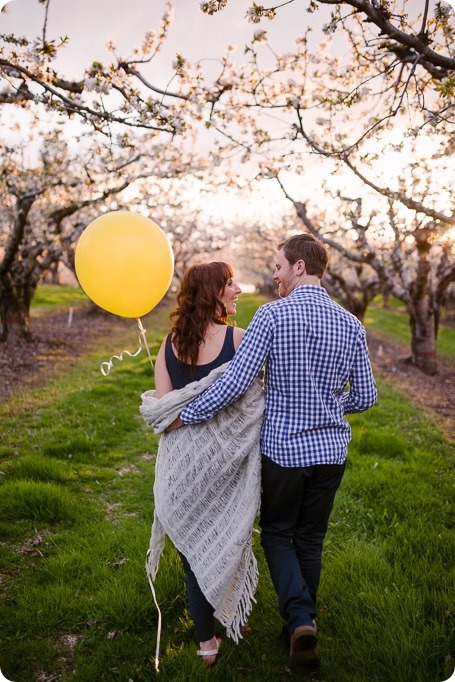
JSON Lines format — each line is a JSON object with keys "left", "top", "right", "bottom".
{"left": 341, "top": 155, "right": 455, "bottom": 225}
{"left": 317, "top": 0, "right": 455, "bottom": 73}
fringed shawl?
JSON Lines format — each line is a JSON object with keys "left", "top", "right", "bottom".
{"left": 140, "top": 363, "right": 264, "bottom": 643}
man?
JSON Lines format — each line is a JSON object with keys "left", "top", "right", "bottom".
{"left": 176, "top": 234, "right": 378, "bottom": 673}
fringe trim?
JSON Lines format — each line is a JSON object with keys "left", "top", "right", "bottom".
{"left": 218, "top": 547, "right": 259, "bottom": 643}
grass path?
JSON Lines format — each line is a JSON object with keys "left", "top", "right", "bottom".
{"left": 0, "top": 295, "right": 454, "bottom": 682}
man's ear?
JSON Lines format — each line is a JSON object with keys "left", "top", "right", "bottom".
{"left": 295, "top": 259, "right": 306, "bottom": 275}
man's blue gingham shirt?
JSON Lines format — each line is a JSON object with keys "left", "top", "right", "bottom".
{"left": 181, "top": 286, "right": 378, "bottom": 467}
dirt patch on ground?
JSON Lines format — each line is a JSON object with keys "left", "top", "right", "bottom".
{"left": 1, "top": 306, "right": 453, "bottom": 441}
{"left": 0, "top": 305, "right": 133, "bottom": 403}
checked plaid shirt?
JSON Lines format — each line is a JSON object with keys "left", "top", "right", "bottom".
{"left": 181, "top": 285, "right": 378, "bottom": 467}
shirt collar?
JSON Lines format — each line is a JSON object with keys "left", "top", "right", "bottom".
{"left": 289, "top": 285, "right": 329, "bottom": 299}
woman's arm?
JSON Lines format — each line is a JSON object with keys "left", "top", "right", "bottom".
{"left": 233, "top": 326, "right": 245, "bottom": 351}
{"left": 154, "top": 337, "right": 174, "bottom": 398}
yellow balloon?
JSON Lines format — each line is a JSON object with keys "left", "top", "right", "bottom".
{"left": 75, "top": 211, "right": 174, "bottom": 318}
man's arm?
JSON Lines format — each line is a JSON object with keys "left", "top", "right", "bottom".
{"left": 180, "top": 306, "right": 273, "bottom": 424}
{"left": 340, "top": 328, "right": 378, "bottom": 414}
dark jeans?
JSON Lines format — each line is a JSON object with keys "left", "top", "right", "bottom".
{"left": 179, "top": 551, "right": 215, "bottom": 642}
{"left": 259, "top": 454, "right": 346, "bottom": 637}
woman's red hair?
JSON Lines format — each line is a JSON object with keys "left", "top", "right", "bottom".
{"left": 170, "top": 262, "right": 234, "bottom": 368}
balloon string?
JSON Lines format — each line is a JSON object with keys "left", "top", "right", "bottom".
{"left": 136, "top": 317, "right": 155, "bottom": 371}
{"left": 100, "top": 317, "right": 154, "bottom": 376}
{"left": 147, "top": 569, "right": 162, "bottom": 673}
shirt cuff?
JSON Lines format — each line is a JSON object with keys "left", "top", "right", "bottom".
{"left": 180, "top": 405, "right": 202, "bottom": 424}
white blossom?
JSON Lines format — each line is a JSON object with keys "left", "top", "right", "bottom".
{"left": 435, "top": 1, "right": 453, "bottom": 19}
{"left": 200, "top": 0, "right": 228, "bottom": 15}
{"left": 322, "top": 22, "right": 337, "bottom": 34}
{"left": 253, "top": 30, "right": 267, "bottom": 44}
{"left": 85, "top": 77, "right": 96, "bottom": 91}
{"left": 142, "top": 31, "right": 156, "bottom": 54}
{"left": 172, "top": 116, "right": 184, "bottom": 133}
{"left": 246, "top": 7, "right": 262, "bottom": 23}
{"left": 99, "top": 81, "right": 111, "bottom": 95}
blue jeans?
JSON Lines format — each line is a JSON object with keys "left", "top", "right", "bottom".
{"left": 179, "top": 552, "right": 215, "bottom": 642}
{"left": 259, "top": 455, "right": 346, "bottom": 637}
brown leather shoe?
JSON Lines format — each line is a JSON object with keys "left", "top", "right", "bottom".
{"left": 240, "top": 622, "right": 253, "bottom": 637}
{"left": 290, "top": 625, "right": 320, "bottom": 674}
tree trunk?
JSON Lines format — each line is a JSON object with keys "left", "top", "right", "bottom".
{"left": 408, "top": 299, "right": 437, "bottom": 375}
{"left": 349, "top": 300, "right": 367, "bottom": 322}
{"left": 41, "top": 261, "right": 60, "bottom": 285}
{"left": 323, "top": 272, "right": 380, "bottom": 322}
{"left": 0, "top": 281, "right": 33, "bottom": 342}
{"left": 405, "top": 232, "right": 438, "bottom": 375}
{"left": 257, "top": 281, "right": 277, "bottom": 298}
{"left": 381, "top": 290, "right": 390, "bottom": 309}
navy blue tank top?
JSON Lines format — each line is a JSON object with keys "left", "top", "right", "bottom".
{"left": 165, "top": 325, "right": 235, "bottom": 390}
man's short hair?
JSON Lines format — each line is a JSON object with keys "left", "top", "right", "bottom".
{"left": 278, "top": 234, "right": 328, "bottom": 278}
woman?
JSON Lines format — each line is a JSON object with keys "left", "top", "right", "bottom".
{"left": 155, "top": 262, "right": 244, "bottom": 398}
{"left": 153, "top": 262, "right": 244, "bottom": 667}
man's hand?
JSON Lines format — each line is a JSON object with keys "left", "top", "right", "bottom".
{"left": 165, "top": 416, "right": 184, "bottom": 433}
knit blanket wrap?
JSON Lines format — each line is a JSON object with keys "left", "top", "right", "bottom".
{"left": 140, "top": 363, "right": 264, "bottom": 642}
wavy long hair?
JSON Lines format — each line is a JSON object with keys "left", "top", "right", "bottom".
{"left": 170, "top": 262, "right": 234, "bottom": 368}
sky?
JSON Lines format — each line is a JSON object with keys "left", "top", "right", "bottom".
{"left": 0, "top": 0, "right": 333, "bottom": 81}
{"left": 2, "top": 0, "right": 451, "bottom": 72}
{"left": 1, "top": 0, "right": 453, "bottom": 225}
{"left": 1, "top": 0, "right": 335, "bottom": 222}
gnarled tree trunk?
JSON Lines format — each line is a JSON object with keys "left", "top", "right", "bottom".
{"left": 406, "top": 230, "right": 437, "bottom": 375}
{"left": 0, "top": 276, "right": 34, "bottom": 342}
{"left": 407, "top": 298, "right": 437, "bottom": 375}
{"left": 323, "top": 267, "right": 381, "bottom": 322}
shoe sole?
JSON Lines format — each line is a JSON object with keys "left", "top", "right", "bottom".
{"left": 290, "top": 631, "right": 320, "bottom": 674}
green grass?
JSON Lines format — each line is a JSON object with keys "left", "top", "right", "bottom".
{"left": 0, "top": 293, "right": 454, "bottom": 682}
{"left": 372, "top": 295, "right": 407, "bottom": 311}
{"left": 31, "top": 285, "right": 89, "bottom": 312}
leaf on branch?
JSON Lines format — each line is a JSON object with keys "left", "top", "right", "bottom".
{"left": 433, "top": 75, "right": 455, "bottom": 98}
